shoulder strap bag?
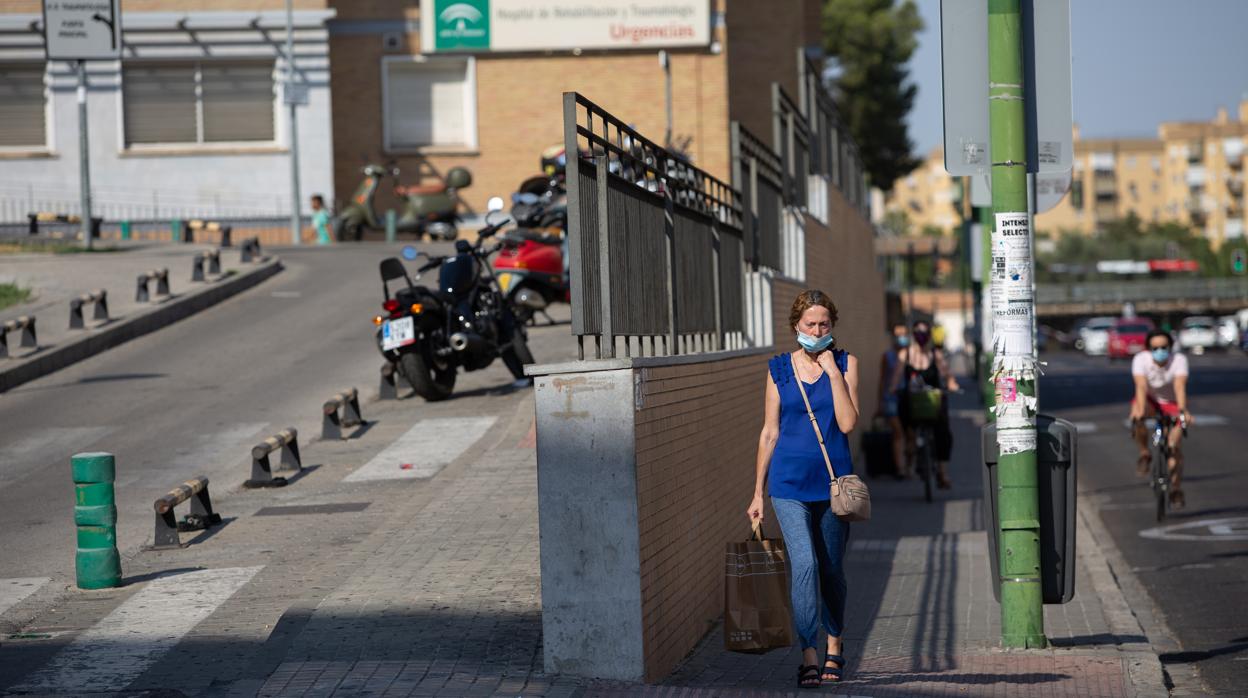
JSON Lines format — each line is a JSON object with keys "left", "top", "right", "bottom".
{"left": 791, "top": 354, "right": 871, "bottom": 522}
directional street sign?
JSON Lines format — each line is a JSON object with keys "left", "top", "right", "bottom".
{"left": 42, "top": 0, "right": 122, "bottom": 61}
{"left": 940, "top": 0, "right": 1073, "bottom": 176}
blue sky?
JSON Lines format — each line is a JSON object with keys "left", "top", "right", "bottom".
{"left": 905, "top": 0, "right": 1248, "bottom": 156}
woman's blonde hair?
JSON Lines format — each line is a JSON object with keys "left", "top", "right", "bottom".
{"left": 788, "top": 289, "right": 839, "bottom": 334}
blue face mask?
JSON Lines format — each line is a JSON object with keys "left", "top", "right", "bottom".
{"left": 1151, "top": 347, "right": 1170, "bottom": 363}
{"left": 797, "top": 331, "right": 834, "bottom": 353}
{"left": 897, "top": 336, "right": 911, "bottom": 347}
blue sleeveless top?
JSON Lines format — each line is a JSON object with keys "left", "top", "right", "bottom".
{"left": 767, "top": 351, "right": 855, "bottom": 501}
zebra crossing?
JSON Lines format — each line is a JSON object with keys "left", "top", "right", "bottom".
{"left": 8, "top": 567, "right": 261, "bottom": 694}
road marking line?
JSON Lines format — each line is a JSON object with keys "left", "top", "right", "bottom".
{"left": 0, "top": 577, "right": 49, "bottom": 618}
{"left": 344, "top": 416, "right": 498, "bottom": 482}
{"left": 116, "top": 422, "right": 270, "bottom": 487}
{"left": 12, "top": 566, "right": 261, "bottom": 693}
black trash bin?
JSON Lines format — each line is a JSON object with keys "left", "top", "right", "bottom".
{"left": 981, "top": 414, "right": 1077, "bottom": 604}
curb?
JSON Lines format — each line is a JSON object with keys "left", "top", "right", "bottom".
{"left": 1075, "top": 493, "right": 1172, "bottom": 697}
{"left": 0, "top": 258, "right": 283, "bottom": 393}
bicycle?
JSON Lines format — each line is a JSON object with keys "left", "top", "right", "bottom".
{"left": 907, "top": 387, "right": 943, "bottom": 504}
{"left": 1137, "top": 412, "right": 1188, "bottom": 522}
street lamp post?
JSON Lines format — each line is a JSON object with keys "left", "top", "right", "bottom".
{"left": 285, "top": 0, "right": 302, "bottom": 246}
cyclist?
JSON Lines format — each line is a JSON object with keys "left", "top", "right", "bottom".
{"left": 1129, "top": 329, "right": 1191, "bottom": 509}
{"left": 892, "top": 320, "right": 959, "bottom": 488}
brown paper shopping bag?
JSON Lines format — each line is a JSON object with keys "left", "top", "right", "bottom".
{"left": 723, "top": 521, "right": 794, "bottom": 653}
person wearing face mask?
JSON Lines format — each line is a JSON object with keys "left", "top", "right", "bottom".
{"left": 1129, "top": 329, "right": 1191, "bottom": 509}
{"left": 747, "top": 290, "right": 860, "bottom": 688}
{"left": 877, "top": 324, "right": 910, "bottom": 479}
{"left": 892, "top": 320, "right": 959, "bottom": 488}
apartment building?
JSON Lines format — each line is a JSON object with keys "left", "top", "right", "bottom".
{"left": 0, "top": 0, "right": 336, "bottom": 224}
{"left": 880, "top": 100, "right": 1248, "bottom": 246}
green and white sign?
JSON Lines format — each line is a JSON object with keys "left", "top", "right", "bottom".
{"left": 420, "top": 0, "right": 711, "bottom": 54}
{"left": 431, "top": 0, "right": 491, "bottom": 51}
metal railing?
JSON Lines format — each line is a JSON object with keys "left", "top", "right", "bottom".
{"left": 772, "top": 84, "right": 810, "bottom": 210}
{"left": 731, "top": 122, "right": 784, "bottom": 272}
{"left": 563, "top": 92, "right": 746, "bottom": 360}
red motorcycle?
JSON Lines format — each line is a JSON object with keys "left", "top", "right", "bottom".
{"left": 493, "top": 201, "right": 567, "bottom": 325}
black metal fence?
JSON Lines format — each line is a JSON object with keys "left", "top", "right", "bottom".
{"left": 731, "top": 122, "right": 784, "bottom": 272}
{"left": 563, "top": 92, "right": 747, "bottom": 360}
{"left": 772, "top": 85, "right": 810, "bottom": 210}
{"left": 797, "top": 56, "right": 869, "bottom": 217}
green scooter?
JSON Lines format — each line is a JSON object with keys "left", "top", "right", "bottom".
{"left": 334, "top": 164, "right": 472, "bottom": 242}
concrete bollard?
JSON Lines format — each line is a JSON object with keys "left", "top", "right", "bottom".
{"left": 72, "top": 452, "right": 122, "bottom": 589}
{"left": 244, "top": 427, "right": 301, "bottom": 488}
{"left": 239, "top": 237, "right": 262, "bottom": 263}
{"left": 152, "top": 476, "right": 221, "bottom": 550}
{"left": 206, "top": 249, "right": 221, "bottom": 275}
{"left": 379, "top": 361, "right": 412, "bottom": 400}
{"left": 322, "top": 387, "right": 364, "bottom": 440}
{"left": 135, "top": 268, "right": 170, "bottom": 302}
{"left": 68, "top": 290, "right": 109, "bottom": 329}
{"left": 1, "top": 315, "right": 38, "bottom": 358}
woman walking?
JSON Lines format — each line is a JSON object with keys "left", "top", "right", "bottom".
{"left": 747, "top": 289, "right": 860, "bottom": 688}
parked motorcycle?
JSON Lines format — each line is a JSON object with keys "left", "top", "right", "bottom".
{"left": 373, "top": 204, "right": 533, "bottom": 401}
{"left": 336, "top": 163, "right": 472, "bottom": 242}
{"left": 494, "top": 189, "right": 568, "bottom": 326}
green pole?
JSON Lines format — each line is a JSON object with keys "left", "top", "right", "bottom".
{"left": 988, "top": 0, "right": 1045, "bottom": 649}
{"left": 385, "top": 209, "right": 397, "bottom": 244}
{"left": 72, "top": 452, "right": 121, "bottom": 589}
{"left": 171, "top": 219, "right": 182, "bottom": 243}
{"left": 120, "top": 220, "right": 131, "bottom": 241}
{"left": 979, "top": 203, "right": 995, "bottom": 420}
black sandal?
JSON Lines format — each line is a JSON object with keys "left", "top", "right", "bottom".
{"left": 822, "top": 653, "right": 845, "bottom": 681}
{"left": 797, "top": 664, "right": 821, "bottom": 689}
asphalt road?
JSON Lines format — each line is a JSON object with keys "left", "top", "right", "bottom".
{"left": 0, "top": 243, "right": 576, "bottom": 585}
{"left": 1038, "top": 348, "right": 1248, "bottom": 695}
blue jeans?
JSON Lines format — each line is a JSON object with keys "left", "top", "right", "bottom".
{"left": 771, "top": 497, "right": 850, "bottom": 651}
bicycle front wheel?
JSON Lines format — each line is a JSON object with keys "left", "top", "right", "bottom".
{"left": 1152, "top": 446, "right": 1167, "bottom": 522}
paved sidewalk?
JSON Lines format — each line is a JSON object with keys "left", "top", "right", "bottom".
{"left": 0, "top": 242, "right": 263, "bottom": 348}
{"left": 0, "top": 368, "right": 1166, "bottom": 697}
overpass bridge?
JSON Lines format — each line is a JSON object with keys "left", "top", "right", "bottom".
{"left": 1036, "top": 278, "right": 1248, "bottom": 317}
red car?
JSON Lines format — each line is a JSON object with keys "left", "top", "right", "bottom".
{"left": 1108, "top": 318, "right": 1155, "bottom": 360}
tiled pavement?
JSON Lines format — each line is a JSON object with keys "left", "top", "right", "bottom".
{"left": 0, "top": 373, "right": 1166, "bottom": 697}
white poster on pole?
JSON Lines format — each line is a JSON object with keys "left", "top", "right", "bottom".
{"left": 991, "top": 212, "right": 1033, "bottom": 356}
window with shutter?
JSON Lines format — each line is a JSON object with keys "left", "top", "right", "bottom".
{"left": 0, "top": 63, "right": 48, "bottom": 148}
{"left": 202, "top": 62, "right": 275, "bottom": 142}
{"left": 123, "top": 60, "right": 275, "bottom": 146}
{"left": 124, "top": 63, "right": 197, "bottom": 144}
{"left": 384, "top": 58, "right": 474, "bottom": 150}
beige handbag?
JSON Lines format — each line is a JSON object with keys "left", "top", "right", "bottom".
{"left": 792, "top": 356, "right": 871, "bottom": 522}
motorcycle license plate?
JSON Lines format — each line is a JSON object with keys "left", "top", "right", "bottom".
{"left": 382, "top": 316, "right": 415, "bottom": 351}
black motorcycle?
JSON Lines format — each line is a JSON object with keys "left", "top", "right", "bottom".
{"left": 373, "top": 213, "right": 534, "bottom": 401}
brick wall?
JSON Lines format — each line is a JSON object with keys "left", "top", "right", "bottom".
{"left": 632, "top": 351, "right": 770, "bottom": 681}
{"left": 328, "top": 2, "right": 731, "bottom": 215}
{"left": 724, "top": 0, "right": 807, "bottom": 142}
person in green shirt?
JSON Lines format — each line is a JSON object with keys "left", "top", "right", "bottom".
{"left": 310, "top": 194, "right": 332, "bottom": 245}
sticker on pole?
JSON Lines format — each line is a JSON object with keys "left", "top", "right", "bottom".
{"left": 991, "top": 212, "right": 1034, "bottom": 356}
{"left": 42, "top": 0, "right": 123, "bottom": 60}
{"left": 996, "top": 427, "right": 1035, "bottom": 455}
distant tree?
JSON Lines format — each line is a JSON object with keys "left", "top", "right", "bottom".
{"left": 821, "top": 0, "right": 923, "bottom": 192}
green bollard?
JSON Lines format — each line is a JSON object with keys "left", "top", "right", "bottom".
{"left": 171, "top": 219, "right": 182, "bottom": 242}
{"left": 120, "top": 220, "right": 131, "bottom": 241}
{"left": 385, "top": 209, "right": 397, "bottom": 244}
{"left": 72, "top": 452, "right": 121, "bottom": 589}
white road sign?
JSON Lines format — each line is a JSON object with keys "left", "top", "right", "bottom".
{"left": 42, "top": 0, "right": 122, "bottom": 60}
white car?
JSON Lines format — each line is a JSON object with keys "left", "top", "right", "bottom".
{"left": 1216, "top": 315, "right": 1239, "bottom": 348}
{"left": 1178, "top": 316, "right": 1219, "bottom": 355}
{"left": 1078, "top": 316, "right": 1116, "bottom": 356}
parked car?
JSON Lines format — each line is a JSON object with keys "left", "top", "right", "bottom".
{"left": 1177, "top": 316, "right": 1219, "bottom": 355}
{"left": 1078, "top": 316, "right": 1117, "bottom": 356}
{"left": 1108, "top": 318, "right": 1155, "bottom": 360}
{"left": 1216, "top": 315, "right": 1240, "bottom": 348}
